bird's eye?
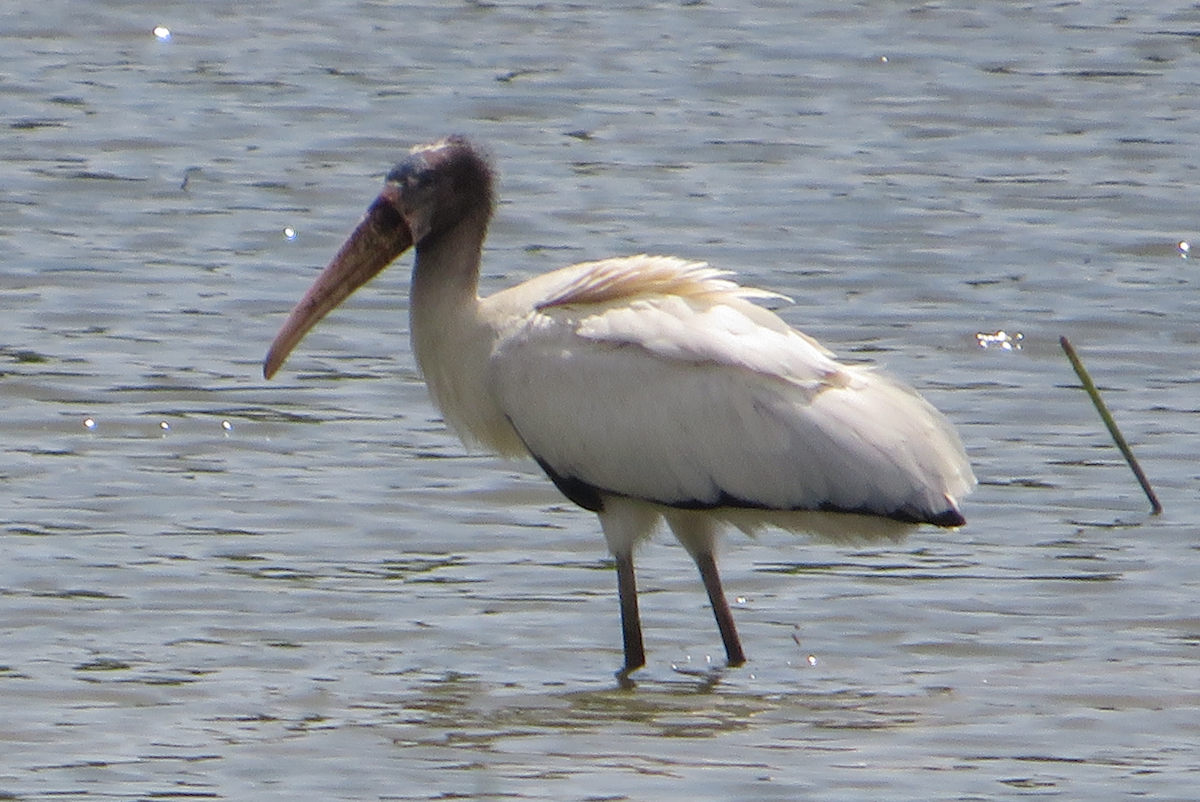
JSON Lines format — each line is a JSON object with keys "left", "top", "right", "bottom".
{"left": 408, "top": 170, "right": 437, "bottom": 190}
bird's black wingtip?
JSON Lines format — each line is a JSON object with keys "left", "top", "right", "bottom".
{"left": 929, "top": 508, "right": 967, "bottom": 528}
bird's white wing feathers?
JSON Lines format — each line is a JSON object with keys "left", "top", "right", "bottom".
{"left": 574, "top": 296, "right": 845, "bottom": 391}
{"left": 486, "top": 257, "right": 973, "bottom": 523}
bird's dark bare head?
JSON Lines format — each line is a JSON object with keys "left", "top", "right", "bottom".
{"left": 382, "top": 136, "right": 495, "bottom": 247}
{"left": 263, "top": 136, "right": 494, "bottom": 380}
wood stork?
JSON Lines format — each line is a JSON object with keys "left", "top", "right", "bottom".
{"left": 264, "top": 136, "right": 974, "bottom": 679}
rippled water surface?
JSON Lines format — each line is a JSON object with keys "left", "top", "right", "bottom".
{"left": 3, "top": 1, "right": 1200, "bottom": 800}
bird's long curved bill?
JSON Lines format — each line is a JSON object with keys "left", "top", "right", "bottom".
{"left": 263, "top": 196, "right": 412, "bottom": 379}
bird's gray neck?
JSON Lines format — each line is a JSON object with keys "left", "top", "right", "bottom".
{"left": 409, "top": 211, "right": 487, "bottom": 314}
{"left": 408, "top": 210, "right": 490, "bottom": 389}
{"left": 406, "top": 208, "right": 521, "bottom": 454}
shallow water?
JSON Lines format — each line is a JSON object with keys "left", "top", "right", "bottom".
{"left": 3, "top": 1, "right": 1199, "bottom": 800}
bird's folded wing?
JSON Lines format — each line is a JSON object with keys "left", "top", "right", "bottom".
{"left": 490, "top": 287, "right": 973, "bottom": 523}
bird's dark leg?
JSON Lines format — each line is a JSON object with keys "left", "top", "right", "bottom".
{"left": 614, "top": 551, "right": 646, "bottom": 679}
{"left": 597, "top": 499, "right": 657, "bottom": 683}
{"left": 693, "top": 549, "right": 746, "bottom": 667}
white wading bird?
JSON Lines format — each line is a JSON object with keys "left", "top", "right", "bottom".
{"left": 264, "top": 136, "right": 975, "bottom": 679}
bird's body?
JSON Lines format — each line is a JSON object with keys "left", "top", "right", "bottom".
{"left": 265, "top": 136, "right": 975, "bottom": 679}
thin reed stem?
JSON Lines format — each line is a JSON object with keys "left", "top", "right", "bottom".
{"left": 1059, "top": 335, "right": 1162, "bottom": 515}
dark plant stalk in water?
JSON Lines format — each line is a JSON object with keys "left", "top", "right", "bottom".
{"left": 1059, "top": 335, "right": 1162, "bottom": 515}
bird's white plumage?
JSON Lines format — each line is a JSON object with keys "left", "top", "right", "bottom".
{"left": 416, "top": 254, "right": 974, "bottom": 539}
